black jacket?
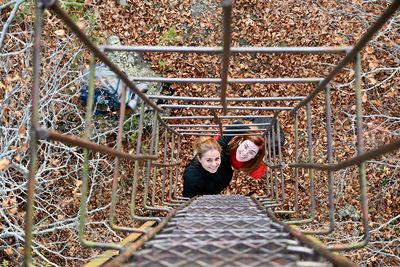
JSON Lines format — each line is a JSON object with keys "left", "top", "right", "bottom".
{"left": 183, "top": 152, "right": 233, "bottom": 198}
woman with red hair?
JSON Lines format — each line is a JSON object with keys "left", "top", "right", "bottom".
{"left": 218, "top": 132, "right": 266, "bottom": 180}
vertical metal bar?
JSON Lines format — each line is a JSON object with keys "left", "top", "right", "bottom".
{"left": 143, "top": 112, "right": 170, "bottom": 212}
{"left": 211, "top": 110, "right": 223, "bottom": 136}
{"left": 143, "top": 111, "right": 157, "bottom": 209}
{"left": 294, "top": 111, "right": 299, "bottom": 212}
{"left": 173, "top": 135, "right": 188, "bottom": 201}
{"left": 151, "top": 119, "right": 160, "bottom": 206}
{"left": 78, "top": 56, "right": 123, "bottom": 250}
{"left": 307, "top": 103, "right": 316, "bottom": 222}
{"left": 287, "top": 104, "right": 316, "bottom": 224}
{"left": 130, "top": 102, "right": 161, "bottom": 222}
{"left": 161, "top": 129, "right": 168, "bottom": 203}
{"left": 167, "top": 132, "right": 183, "bottom": 204}
{"left": 263, "top": 134, "right": 270, "bottom": 197}
{"left": 173, "top": 135, "right": 180, "bottom": 199}
{"left": 302, "top": 88, "right": 335, "bottom": 234}
{"left": 168, "top": 133, "right": 175, "bottom": 200}
{"left": 325, "top": 86, "right": 335, "bottom": 232}
{"left": 267, "top": 131, "right": 275, "bottom": 200}
{"left": 220, "top": 0, "right": 233, "bottom": 114}
{"left": 108, "top": 85, "right": 144, "bottom": 233}
{"left": 109, "top": 84, "right": 126, "bottom": 228}
{"left": 330, "top": 53, "right": 370, "bottom": 250}
{"left": 25, "top": 2, "right": 44, "bottom": 265}
{"left": 277, "top": 121, "right": 285, "bottom": 203}
{"left": 272, "top": 125, "right": 279, "bottom": 202}
{"left": 274, "top": 119, "right": 297, "bottom": 214}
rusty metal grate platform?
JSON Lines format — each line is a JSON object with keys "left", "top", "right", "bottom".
{"left": 122, "top": 195, "right": 332, "bottom": 267}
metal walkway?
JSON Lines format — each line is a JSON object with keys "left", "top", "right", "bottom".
{"left": 105, "top": 195, "right": 354, "bottom": 267}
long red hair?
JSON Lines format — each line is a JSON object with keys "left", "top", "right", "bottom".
{"left": 228, "top": 135, "right": 265, "bottom": 173}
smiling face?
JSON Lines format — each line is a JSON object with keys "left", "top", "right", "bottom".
{"left": 197, "top": 149, "right": 221, "bottom": 173}
{"left": 236, "top": 140, "right": 259, "bottom": 162}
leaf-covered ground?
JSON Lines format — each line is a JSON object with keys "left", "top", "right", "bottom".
{"left": 1, "top": 0, "right": 399, "bottom": 266}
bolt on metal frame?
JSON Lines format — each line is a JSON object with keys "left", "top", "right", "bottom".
{"left": 25, "top": 0, "right": 400, "bottom": 265}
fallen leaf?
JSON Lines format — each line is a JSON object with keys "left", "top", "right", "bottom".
{"left": 0, "top": 158, "right": 10, "bottom": 170}
{"left": 54, "top": 29, "right": 65, "bottom": 36}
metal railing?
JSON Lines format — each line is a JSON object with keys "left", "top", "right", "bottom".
{"left": 24, "top": 0, "right": 400, "bottom": 265}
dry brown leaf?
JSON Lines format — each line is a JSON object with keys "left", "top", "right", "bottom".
{"left": 54, "top": 29, "right": 65, "bottom": 36}
{"left": 4, "top": 247, "right": 13, "bottom": 256}
{"left": 0, "top": 158, "right": 10, "bottom": 170}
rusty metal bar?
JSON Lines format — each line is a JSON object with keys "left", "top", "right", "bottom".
{"left": 173, "top": 137, "right": 188, "bottom": 201}
{"left": 176, "top": 128, "right": 263, "bottom": 133}
{"left": 109, "top": 84, "right": 145, "bottom": 233}
{"left": 288, "top": 140, "right": 400, "bottom": 171}
{"left": 211, "top": 110, "right": 223, "bottom": 136}
{"left": 294, "top": 112, "right": 299, "bottom": 212}
{"left": 220, "top": 0, "right": 234, "bottom": 114}
{"left": 100, "top": 45, "right": 352, "bottom": 54}
{"left": 301, "top": 86, "right": 334, "bottom": 234}
{"left": 173, "top": 136, "right": 182, "bottom": 199}
{"left": 287, "top": 104, "right": 316, "bottom": 225}
{"left": 325, "top": 86, "right": 335, "bottom": 234}
{"left": 148, "top": 95, "right": 305, "bottom": 102}
{"left": 169, "top": 123, "right": 271, "bottom": 128}
{"left": 274, "top": 119, "right": 297, "bottom": 215}
{"left": 129, "top": 77, "right": 322, "bottom": 84}
{"left": 45, "top": 0, "right": 162, "bottom": 112}
{"left": 330, "top": 53, "right": 370, "bottom": 250}
{"left": 25, "top": 2, "right": 45, "bottom": 265}
{"left": 271, "top": 125, "right": 279, "bottom": 203}
{"left": 130, "top": 102, "right": 161, "bottom": 222}
{"left": 180, "top": 133, "right": 264, "bottom": 136}
{"left": 159, "top": 104, "right": 292, "bottom": 111}
{"left": 151, "top": 119, "right": 160, "bottom": 206}
{"left": 277, "top": 121, "right": 285, "bottom": 203}
{"left": 143, "top": 112, "right": 171, "bottom": 212}
{"left": 78, "top": 56, "right": 123, "bottom": 251}
{"left": 168, "top": 133, "right": 175, "bottom": 201}
{"left": 290, "top": 0, "right": 400, "bottom": 116}
{"left": 161, "top": 127, "right": 168, "bottom": 204}
{"left": 161, "top": 115, "right": 274, "bottom": 120}
{"left": 153, "top": 161, "right": 181, "bottom": 167}
{"left": 37, "top": 128, "right": 157, "bottom": 161}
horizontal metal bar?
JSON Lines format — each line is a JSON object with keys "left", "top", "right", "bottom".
{"left": 176, "top": 128, "right": 262, "bottom": 133}
{"left": 181, "top": 133, "right": 264, "bottom": 136}
{"left": 153, "top": 161, "right": 181, "bottom": 167}
{"left": 100, "top": 45, "right": 352, "bottom": 54}
{"left": 290, "top": 0, "right": 400, "bottom": 115}
{"left": 35, "top": 127, "right": 157, "bottom": 161}
{"left": 132, "top": 77, "right": 322, "bottom": 84}
{"left": 161, "top": 115, "right": 274, "bottom": 120}
{"left": 169, "top": 123, "right": 270, "bottom": 128}
{"left": 159, "top": 104, "right": 292, "bottom": 111}
{"left": 148, "top": 95, "right": 305, "bottom": 102}
{"left": 289, "top": 139, "right": 400, "bottom": 171}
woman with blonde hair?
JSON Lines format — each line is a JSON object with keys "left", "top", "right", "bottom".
{"left": 183, "top": 137, "right": 233, "bottom": 198}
